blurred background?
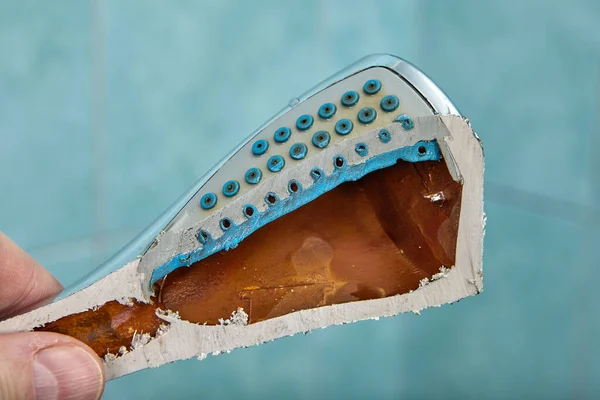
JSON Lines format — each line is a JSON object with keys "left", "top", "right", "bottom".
{"left": 1, "top": 0, "right": 599, "bottom": 398}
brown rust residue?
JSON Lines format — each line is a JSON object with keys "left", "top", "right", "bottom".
{"left": 37, "top": 159, "right": 462, "bottom": 358}
{"left": 37, "top": 300, "right": 162, "bottom": 357}
{"left": 156, "top": 159, "right": 462, "bottom": 325}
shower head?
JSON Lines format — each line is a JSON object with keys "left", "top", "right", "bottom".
{"left": 0, "top": 54, "right": 484, "bottom": 380}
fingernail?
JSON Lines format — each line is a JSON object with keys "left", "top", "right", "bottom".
{"left": 33, "top": 345, "right": 103, "bottom": 400}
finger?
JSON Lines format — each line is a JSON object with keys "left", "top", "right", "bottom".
{"left": 0, "top": 232, "right": 63, "bottom": 319}
{"left": 0, "top": 331, "right": 105, "bottom": 400}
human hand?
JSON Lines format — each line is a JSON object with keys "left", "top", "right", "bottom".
{"left": 0, "top": 233, "right": 105, "bottom": 399}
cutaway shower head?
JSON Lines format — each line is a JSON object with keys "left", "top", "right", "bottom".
{"left": 0, "top": 54, "right": 484, "bottom": 381}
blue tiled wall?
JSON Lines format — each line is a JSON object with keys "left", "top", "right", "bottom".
{"left": 1, "top": 1, "right": 598, "bottom": 398}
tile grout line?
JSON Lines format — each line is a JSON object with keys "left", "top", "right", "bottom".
{"left": 570, "top": 61, "right": 600, "bottom": 399}
{"left": 28, "top": 227, "right": 141, "bottom": 268}
{"left": 485, "top": 182, "right": 600, "bottom": 226}
{"left": 90, "top": 0, "right": 109, "bottom": 261}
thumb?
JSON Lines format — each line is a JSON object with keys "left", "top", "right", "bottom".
{"left": 0, "top": 331, "right": 105, "bottom": 400}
